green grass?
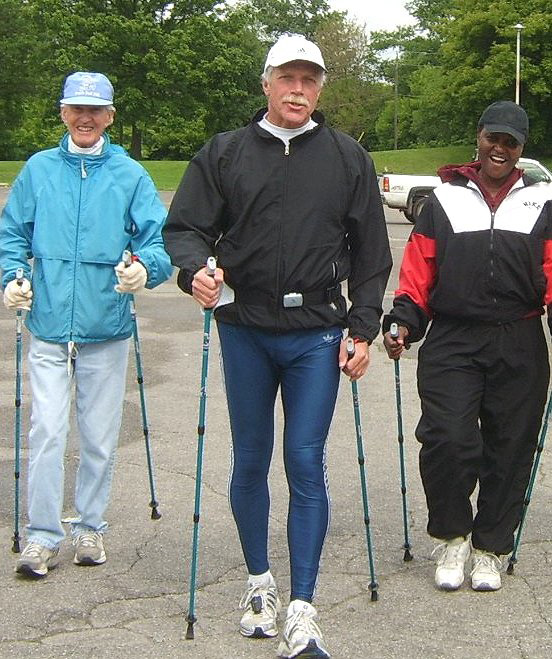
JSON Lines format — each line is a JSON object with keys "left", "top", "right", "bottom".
{"left": 2, "top": 148, "right": 552, "bottom": 188}
{"left": 369, "top": 145, "right": 475, "bottom": 175}
{"left": 140, "top": 160, "right": 188, "bottom": 190}
{"left": 0, "top": 162, "right": 25, "bottom": 186}
{"left": 0, "top": 160, "right": 189, "bottom": 190}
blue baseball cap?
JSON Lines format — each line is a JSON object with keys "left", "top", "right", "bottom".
{"left": 60, "top": 72, "right": 114, "bottom": 106}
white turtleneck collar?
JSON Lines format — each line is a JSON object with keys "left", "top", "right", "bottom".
{"left": 68, "top": 135, "right": 105, "bottom": 156}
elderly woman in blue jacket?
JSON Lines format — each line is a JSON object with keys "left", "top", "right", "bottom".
{"left": 0, "top": 71, "right": 173, "bottom": 578}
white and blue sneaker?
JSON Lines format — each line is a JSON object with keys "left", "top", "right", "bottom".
{"left": 278, "top": 600, "right": 330, "bottom": 658}
{"left": 471, "top": 549, "right": 502, "bottom": 591}
{"left": 432, "top": 536, "right": 471, "bottom": 590}
{"left": 239, "top": 574, "right": 281, "bottom": 638}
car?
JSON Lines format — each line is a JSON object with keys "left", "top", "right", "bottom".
{"left": 379, "top": 157, "right": 552, "bottom": 223}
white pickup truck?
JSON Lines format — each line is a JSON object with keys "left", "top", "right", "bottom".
{"left": 379, "top": 157, "right": 552, "bottom": 223}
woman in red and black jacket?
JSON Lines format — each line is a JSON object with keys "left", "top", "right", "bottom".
{"left": 384, "top": 101, "right": 552, "bottom": 593}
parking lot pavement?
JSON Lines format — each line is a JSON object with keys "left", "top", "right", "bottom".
{"left": 1, "top": 187, "right": 552, "bottom": 657}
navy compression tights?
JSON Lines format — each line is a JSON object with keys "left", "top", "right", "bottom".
{"left": 217, "top": 322, "right": 342, "bottom": 602}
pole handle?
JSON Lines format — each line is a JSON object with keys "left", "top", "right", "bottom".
{"left": 390, "top": 322, "right": 399, "bottom": 339}
{"left": 15, "top": 267, "right": 24, "bottom": 286}
{"left": 122, "top": 250, "right": 133, "bottom": 268}
{"left": 206, "top": 256, "right": 216, "bottom": 277}
{"left": 346, "top": 337, "right": 355, "bottom": 358}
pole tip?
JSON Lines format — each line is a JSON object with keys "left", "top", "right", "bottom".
{"left": 185, "top": 615, "right": 197, "bottom": 640}
{"left": 506, "top": 562, "right": 515, "bottom": 575}
{"left": 371, "top": 590, "right": 379, "bottom": 602}
{"left": 12, "top": 536, "right": 21, "bottom": 553}
{"left": 150, "top": 504, "right": 162, "bottom": 520}
{"left": 403, "top": 548, "right": 414, "bottom": 562}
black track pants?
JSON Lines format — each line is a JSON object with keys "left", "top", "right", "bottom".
{"left": 416, "top": 316, "right": 549, "bottom": 555}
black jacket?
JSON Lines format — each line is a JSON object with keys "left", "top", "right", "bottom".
{"left": 163, "top": 109, "right": 392, "bottom": 341}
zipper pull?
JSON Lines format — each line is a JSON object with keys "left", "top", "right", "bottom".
{"left": 284, "top": 144, "right": 290, "bottom": 156}
{"left": 80, "top": 160, "right": 87, "bottom": 179}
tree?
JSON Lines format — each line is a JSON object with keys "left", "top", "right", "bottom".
{"left": 315, "top": 12, "right": 391, "bottom": 149}
{"left": 241, "top": 0, "right": 333, "bottom": 41}
{"left": 0, "top": 0, "right": 37, "bottom": 158}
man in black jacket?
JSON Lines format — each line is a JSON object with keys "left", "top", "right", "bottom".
{"left": 163, "top": 33, "right": 391, "bottom": 658}
{"left": 383, "top": 101, "right": 552, "bottom": 594}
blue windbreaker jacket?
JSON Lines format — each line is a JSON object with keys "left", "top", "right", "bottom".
{"left": 0, "top": 133, "right": 173, "bottom": 343}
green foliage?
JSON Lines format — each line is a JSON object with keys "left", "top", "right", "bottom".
{"left": 242, "top": 0, "right": 333, "bottom": 41}
{"left": 2, "top": 0, "right": 552, "bottom": 158}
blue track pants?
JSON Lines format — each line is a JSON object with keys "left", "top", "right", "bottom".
{"left": 217, "top": 322, "right": 342, "bottom": 602}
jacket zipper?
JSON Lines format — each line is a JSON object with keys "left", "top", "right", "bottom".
{"left": 69, "top": 159, "right": 86, "bottom": 341}
{"left": 274, "top": 142, "right": 291, "bottom": 327}
{"left": 471, "top": 183, "right": 523, "bottom": 311}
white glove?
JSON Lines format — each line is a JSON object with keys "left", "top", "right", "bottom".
{"left": 3, "top": 278, "right": 33, "bottom": 311}
{"left": 114, "top": 260, "right": 147, "bottom": 293}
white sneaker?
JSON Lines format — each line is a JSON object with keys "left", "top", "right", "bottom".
{"left": 278, "top": 600, "right": 330, "bottom": 658}
{"left": 471, "top": 549, "right": 502, "bottom": 591}
{"left": 15, "top": 542, "right": 59, "bottom": 578}
{"left": 239, "top": 577, "right": 281, "bottom": 638}
{"left": 431, "top": 536, "right": 471, "bottom": 590}
{"left": 73, "top": 531, "right": 106, "bottom": 565}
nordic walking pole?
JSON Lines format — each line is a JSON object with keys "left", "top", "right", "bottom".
{"left": 186, "top": 256, "right": 217, "bottom": 640}
{"left": 122, "top": 250, "right": 161, "bottom": 519}
{"left": 347, "top": 338, "right": 379, "bottom": 601}
{"left": 12, "top": 267, "right": 25, "bottom": 553}
{"left": 507, "top": 389, "right": 552, "bottom": 575}
{"left": 389, "top": 323, "right": 413, "bottom": 561}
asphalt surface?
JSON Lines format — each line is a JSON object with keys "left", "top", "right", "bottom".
{"left": 1, "top": 186, "right": 552, "bottom": 658}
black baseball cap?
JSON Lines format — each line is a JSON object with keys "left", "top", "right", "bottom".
{"left": 478, "top": 100, "right": 529, "bottom": 145}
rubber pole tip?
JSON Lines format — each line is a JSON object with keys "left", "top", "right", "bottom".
{"left": 403, "top": 549, "right": 414, "bottom": 562}
{"left": 185, "top": 619, "right": 196, "bottom": 640}
{"left": 371, "top": 590, "right": 378, "bottom": 602}
{"left": 150, "top": 506, "right": 162, "bottom": 520}
{"left": 506, "top": 563, "right": 515, "bottom": 575}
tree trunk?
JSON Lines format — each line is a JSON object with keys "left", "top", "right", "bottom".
{"left": 130, "top": 123, "right": 142, "bottom": 160}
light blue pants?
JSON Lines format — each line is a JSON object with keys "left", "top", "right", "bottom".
{"left": 26, "top": 336, "right": 130, "bottom": 549}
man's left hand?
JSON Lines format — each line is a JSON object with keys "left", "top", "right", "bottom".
{"left": 339, "top": 338, "right": 370, "bottom": 380}
{"left": 114, "top": 260, "right": 147, "bottom": 293}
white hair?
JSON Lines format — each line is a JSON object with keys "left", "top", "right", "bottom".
{"left": 60, "top": 103, "right": 116, "bottom": 112}
{"left": 261, "top": 65, "right": 326, "bottom": 86}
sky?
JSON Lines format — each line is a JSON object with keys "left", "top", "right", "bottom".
{"left": 329, "top": 0, "right": 417, "bottom": 33}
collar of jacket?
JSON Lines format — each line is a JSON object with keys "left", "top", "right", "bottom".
{"left": 250, "top": 107, "right": 325, "bottom": 139}
{"left": 59, "top": 132, "right": 113, "bottom": 169}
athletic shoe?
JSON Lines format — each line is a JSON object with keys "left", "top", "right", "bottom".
{"left": 15, "top": 542, "right": 59, "bottom": 578}
{"left": 73, "top": 531, "right": 106, "bottom": 565}
{"left": 431, "top": 536, "right": 471, "bottom": 590}
{"left": 471, "top": 549, "right": 502, "bottom": 591}
{"left": 239, "top": 577, "right": 281, "bottom": 638}
{"left": 278, "top": 600, "right": 330, "bottom": 658}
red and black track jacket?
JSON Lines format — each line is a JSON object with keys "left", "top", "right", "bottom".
{"left": 383, "top": 163, "right": 552, "bottom": 342}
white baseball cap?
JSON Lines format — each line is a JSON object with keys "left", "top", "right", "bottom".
{"left": 263, "top": 34, "right": 326, "bottom": 73}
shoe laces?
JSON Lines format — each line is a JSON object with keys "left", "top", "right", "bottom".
{"left": 471, "top": 552, "right": 501, "bottom": 576}
{"left": 22, "top": 543, "right": 45, "bottom": 558}
{"left": 75, "top": 531, "right": 102, "bottom": 547}
{"left": 284, "top": 607, "right": 323, "bottom": 642}
{"left": 239, "top": 583, "right": 278, "bottom": 616}
{"left": 431, "top": 540, "right": 467, "bottom": 566}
